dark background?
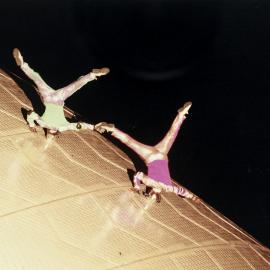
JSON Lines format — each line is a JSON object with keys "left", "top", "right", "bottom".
{"left": 0, "top": 0, "right": 269, "bottom": 247}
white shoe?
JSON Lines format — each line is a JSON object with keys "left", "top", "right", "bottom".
{"left": 91, "top": 67, "right": 110, "bottom": 77}
{"left": 13, "top": 48, "right": 24, "bottom": 66}
{"left": 178, "top": 101, "right": 192, "bottom": 116}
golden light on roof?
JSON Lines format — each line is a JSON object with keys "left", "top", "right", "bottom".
{"left": 0, "top": 70, "right": 269, "bottom": 269}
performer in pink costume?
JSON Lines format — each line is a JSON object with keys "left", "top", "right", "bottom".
{"left": 95, "top": 102, "right": 199, "bottom": 203}
{"left": 13, "top": 48, "right": 109, "bottom": 135}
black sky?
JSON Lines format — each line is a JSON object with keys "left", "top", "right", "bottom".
{"left": 0, "top": 0, "right": 269, "bottom": 247}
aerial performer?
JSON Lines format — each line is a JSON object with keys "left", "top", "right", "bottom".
{"left": 95, "top": 102, "right": 200, "bottom": 203}
{"left": 13, "top": 48, "right": 109, "bottom": 135}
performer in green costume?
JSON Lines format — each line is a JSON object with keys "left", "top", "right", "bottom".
{"left": 13, "top": 48, "right": 109, "bottom": 134}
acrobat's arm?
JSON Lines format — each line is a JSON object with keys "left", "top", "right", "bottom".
{"left": 136, "top": 172, "right": 201, "bottom": 203}
{"left": 26, "top": 110, "right": 40, "bottom": 131}
{"left": 58, "top": 122, "right": 94, "bottom": 132}
{"left": 177, "top": 186, "right": 201, "bottom": 203}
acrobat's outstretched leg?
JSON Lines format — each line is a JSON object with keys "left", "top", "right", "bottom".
{"left": 95, "top": 122, "right": 155, "bottom": 162}
{"left": 52, "top": 68, "right": 110, "bottom": 103}
{"left": 13, "top": 48, "right": 110, "bottom": 105}
{"left": 155, "top": 102, "right": 192, "bottom": 155}
{"left": 13, "top": 48, "right": 54, "bottom": 97}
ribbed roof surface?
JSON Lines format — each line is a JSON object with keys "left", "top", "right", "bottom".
{"left": 0, "top": 69, "right": 269, "bottom": 269}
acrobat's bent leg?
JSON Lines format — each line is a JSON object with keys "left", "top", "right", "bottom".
{"left": 26, "top": 111, "right": 40, "bottom": 131}
{"left": 155, "top": 102, "right": 192, "bottom": 155}
{"left": 53, "top": 68, "right": 110, "bottom": 102}
{"left": 95, "top": 122, "right": 154, "bottom": 161}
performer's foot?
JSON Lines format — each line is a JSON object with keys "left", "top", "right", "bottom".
{"left": 178, "top": 101, "right": 192, "bottom": 116}
{"left": 95, "top": 122, "right": 115, "bottom": 133}
{"left": 92, "top": 67, "right": 110, "bottom": 77}
{"left": 13, "top": 48, "right": 23, "bottom": 66}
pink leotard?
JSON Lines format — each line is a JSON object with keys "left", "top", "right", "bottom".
{"left": 147, "top": 159, "right": 172, "bottom": 186}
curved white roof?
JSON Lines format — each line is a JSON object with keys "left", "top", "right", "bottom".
{"left": 0, "top": 70, "right": 269, "bottom": 269}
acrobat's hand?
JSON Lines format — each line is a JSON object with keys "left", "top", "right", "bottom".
{"left": 95, "top": 122, "right": 115, "bottom": 134}
{"left": 91, "top": 67, "right": 110, "bottom": 78}
{"left": 184, "top": 191, "right": 201, "bottom": 204}
{"left": 191, "top": 195, "right": 201, "bottom": 204}
{"left": 149, "top": 190, "right": 162, "bottom": 203}
{"left": 29, "top": 126, "right": 37, "bottom": 133}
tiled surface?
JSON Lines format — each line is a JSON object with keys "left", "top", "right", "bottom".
{"left": 0, "top": 70, "right": 269, "bottom": 269}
